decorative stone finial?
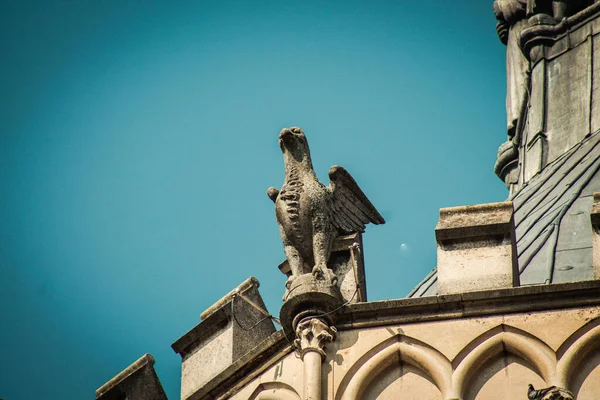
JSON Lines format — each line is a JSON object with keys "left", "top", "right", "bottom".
{"left": 294, "top": 318, "right": 337, "bottom": 360}
{"left": 267, "top": 126, "right": 385, "bottom": 289}
{"left": 527, "top": 384, "right": 574, "bottom": 400}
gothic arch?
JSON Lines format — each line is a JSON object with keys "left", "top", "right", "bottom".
{"left": 248, "top": 382, "right": 300, "bottom": 400}
{"left": 335, "top": 334, "right": 452, "bottom": 400}
{"left": 556, "top": 317, "right": 600, "bottom": 389}
{"left": 451, "top": 325, "right": 556, "bottom": 399}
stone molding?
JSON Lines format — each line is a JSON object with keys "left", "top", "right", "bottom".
{"left": 494, "top": 140, "right": 520, "bottom": 187}
{"left": 521, "top": 2, "right": 600, "bottom": 61}
{"left": 337, "top": 280, "right": 600, "bottom": 329}
{"left": 200, "top": 276, "right": 259, "bottom": 321}
{"left": 95, "top": 353, "right": 167, "bottom": 400}
{"left": 279, "top": 272, "right": 343, "bottom": 334}
{"left": 435, "top": 201, "right": 515, "bottom": 242}
{"left": 336, "top": 334, "right": 452, "bottom": 400}
{"left": 294, "top": 317, "right": 337, "bottom": 360}
{"left": 248, "top": 382, "right": 300, "bottom": 400}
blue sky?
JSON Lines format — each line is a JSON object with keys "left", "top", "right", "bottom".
{"left": 0, "top": 1, "right": 508, "bottom": 399}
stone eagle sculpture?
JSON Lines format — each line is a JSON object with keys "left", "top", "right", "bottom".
{"left": 268, "top": 127, "right": 385, "bottom": 286}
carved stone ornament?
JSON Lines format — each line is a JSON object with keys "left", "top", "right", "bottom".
{"left": 268, "top": 127, "right": 385, "bottom": 288}
{"left": 527, "top": 384, "right": 575, "bottom": 400}
{"left": 495, "top": 140, "right": 520, "bottom": 187}
{"left": 294, "top": 318, "right": 337, "bottom": 360}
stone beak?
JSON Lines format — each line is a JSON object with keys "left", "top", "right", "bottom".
{"left": 279, "top": 128, "right": 296, "bottom": 149}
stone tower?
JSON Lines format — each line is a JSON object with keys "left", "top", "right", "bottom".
{"left": 413, "top": 0, "right": 600, "bottom": 296}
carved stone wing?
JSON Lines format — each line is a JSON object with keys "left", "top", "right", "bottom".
{"left": 328, "top": 165, "right": 385, "bottom": 233}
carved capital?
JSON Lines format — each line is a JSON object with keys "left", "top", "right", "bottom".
{"left": 528, "top": 384, "right": 574, "bottom": 400}
{"left": 294, "top": 318, "right": 337, "bottom": 360}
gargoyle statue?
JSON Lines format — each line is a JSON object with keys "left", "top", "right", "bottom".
{"left": 268, "top": 127, "right": 385, "bottom": 287}
{"left": 528, "top": 384, "right": 574, "bottom": 400}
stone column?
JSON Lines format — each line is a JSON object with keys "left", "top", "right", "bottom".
{"left": 279, "top": 271, "right": 343, "bottom": 400}
{"left": 294, "top": 318, "right": 337, "bottom": 400}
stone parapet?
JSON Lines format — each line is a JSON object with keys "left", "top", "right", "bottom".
{"left": 171, "top": 277, "right": 276, "bottom": 400}
{"left": 337, "top": 280, "right": 600, "bottom": 329}
{"left": 95, "top": 354, "right": 167, "bottom": 400}
{"left": 435, "top": 201, "right": 519, "bottom": 295}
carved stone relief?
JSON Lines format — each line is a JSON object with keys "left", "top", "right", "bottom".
{"left": 294, "top": 317, "right": 337, "bottom": 360}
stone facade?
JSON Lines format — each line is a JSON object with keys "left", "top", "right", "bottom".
{"left": 186, "top": 282, "right": 600, "bottom": 400}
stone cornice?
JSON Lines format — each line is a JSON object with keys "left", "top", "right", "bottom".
{"left": 336, "top": 280, "right": 600, "bottom": 330}
{"left": 521, "top": 3, "right": 600, "bottom": 60}
{"left": 96, "top": 354, "right": 155, "bottom": 398}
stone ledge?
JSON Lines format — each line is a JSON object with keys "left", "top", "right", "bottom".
{"left": 95, "top": 354, "right": 167, "bottom": 400}
{"left": 200, "top": 276, "right": 259, "bottom": 321}
{"left": 435, "top": 201, "right": 514, "bottom": 242}
{"left": 336, "top": 280, "right": 600, "bottom": 329}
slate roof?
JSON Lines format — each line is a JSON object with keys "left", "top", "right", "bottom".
{"left": 408, "top": 130, "right": 600, "bottom": 298}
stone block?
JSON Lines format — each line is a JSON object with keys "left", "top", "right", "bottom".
{"left": 435, "top": 201, "right": 519, "bottom": 295}
{"left": 95, "top": 354, "right": 168, "bottom": 400}
{"left": 590, "top": 192, "right": 600, "bottom": 279}
{"left": 278, "top": 232, "right": 367, "bottom": 303}
{"left": 171, "top": 277, "right": 276, "bottom": 400}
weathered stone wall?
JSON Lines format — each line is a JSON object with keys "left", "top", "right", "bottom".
{"left": 521, "top": 8, "right": 600, "bottom": 185}
{"left": 227, "top": 306, "right": 600, "bottom": 400}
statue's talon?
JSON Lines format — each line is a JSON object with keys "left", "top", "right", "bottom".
{"left": 312, "top": 265, "right": 337, "bottom": 285}
{"left": 312, "top": 265, "right": 325, "bottom": 279}
{"left": 285, "top": 275, "right": 297, "bottom": 289}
